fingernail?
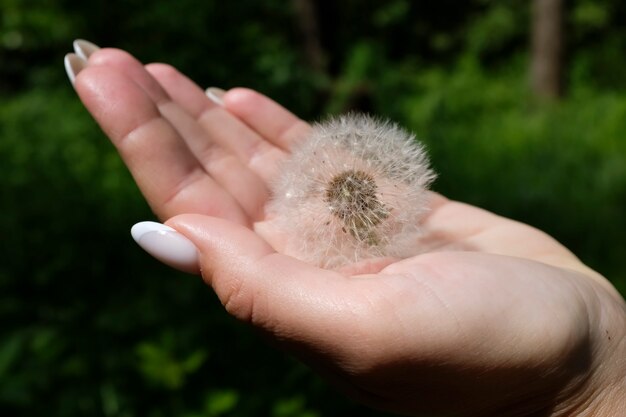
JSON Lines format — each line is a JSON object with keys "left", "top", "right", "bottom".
{"left": 205, "top": 87, "right": 226, "bottom": 106}
{"left": 64, "top": 53, "right": 86, "bottom": 86}
{"left": 131, "top": 221, "right": 200, "bottom": 274}
{"left": 73, "top": 39, "right": 100, "bottom": 60}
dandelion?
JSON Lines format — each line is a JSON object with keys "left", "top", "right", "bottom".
{"left": 267, "top": 113, "right": 436, "bottom": 269}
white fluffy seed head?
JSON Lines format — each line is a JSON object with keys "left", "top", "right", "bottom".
{"left": 267, "top": 113, "right": 436, "bottom": 269}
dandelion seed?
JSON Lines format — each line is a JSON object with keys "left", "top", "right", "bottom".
{"left": 267, "top": 113, "right": 436, "bottom": 269}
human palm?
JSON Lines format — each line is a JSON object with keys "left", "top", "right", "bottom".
{"left": 70, "top": 46, "right": 625, "bottom": 417}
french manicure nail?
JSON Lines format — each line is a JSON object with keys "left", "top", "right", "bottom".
{"left": 64, "top": 53, "right": 86, "bottom": 86}
{"left": 73, "top": 39, "right": 100, "bottom": 60}
{"left": 131, "top": 221, "right": 200, "bottom": 274}
{"left": 206, "top": 87, "right": 226, "bottom": 106}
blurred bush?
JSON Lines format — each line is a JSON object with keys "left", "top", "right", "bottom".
{"left": 1, "top": 0, "right": 625, "bottom": 416}
{"left": 399, "top": 61, "right": 626, "bottom": 294}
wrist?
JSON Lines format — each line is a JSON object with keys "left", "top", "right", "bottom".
{"left": 561, "top": 291, "right": 626, "bottom": 417}
{"left": 592, "top": 381, "right": 626, "bottom": 417}
{"left": 572, "top": 373, "right": 626, "bottom": 417}
{"left": 587, "top": 336, "right": 626, "bottom": 417}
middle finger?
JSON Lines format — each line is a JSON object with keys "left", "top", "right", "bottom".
{"left": 145, "top": 63, "right": 289, "bottom": 183}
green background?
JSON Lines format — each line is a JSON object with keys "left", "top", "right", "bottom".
{"left": 1, "top": 0, "right": 625, "bottom": 416}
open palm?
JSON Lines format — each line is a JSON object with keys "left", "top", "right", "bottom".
{"left": 71, "top": 46, "right": 626, "bottom": 417}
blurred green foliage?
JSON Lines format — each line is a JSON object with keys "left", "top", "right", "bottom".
{"left": 1, "top": 0, "right": 625, "bottom": 416}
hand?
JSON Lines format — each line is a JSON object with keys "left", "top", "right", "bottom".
{"left": 68, "top": 43, "right": 626, "bottom": 417}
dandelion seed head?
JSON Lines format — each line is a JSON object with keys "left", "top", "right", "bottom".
{"left": 267, "top": 113, "right": 436, "bottom": 269}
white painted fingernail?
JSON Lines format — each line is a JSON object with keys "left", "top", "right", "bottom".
{"left": 206, "top": 87, "right": 226, "bottom": 106}
{"left": 131, "top": 221, "right": 200, "bottom": 274}
{"left": 64, "top": 53, "right": 86, "bottom": 86}
{"left": 73, "top": 39, "right": 100, "bottom": 60}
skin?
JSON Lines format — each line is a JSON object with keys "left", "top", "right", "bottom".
{"left": 73, "top": 48, "right": 626, "bottom": 417}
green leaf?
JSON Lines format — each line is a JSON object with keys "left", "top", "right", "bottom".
{"left": 0, "top": 334, "right": 22, "bottom": 378}
{"left": 204, "top": 389, "right": 239, "bottom": 416}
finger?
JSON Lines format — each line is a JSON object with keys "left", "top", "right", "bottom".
{"left": 87, "top": 50, "right": 268, "bottom": 219}
{"left": 74, "top": 65, "right": 248, "bottom": 224}
{"left": 167, "top": 214, "right": 367, "bottom": 354}
{"left": 145, "top": 64, "right": 288, "bottom": 182}
{"left": 223, "top": 88, "right": 313, "bottom": 150}
{"left": 88, "top": 48, "right": 170, "bottom": 104}
{"left": 144, "top": 63, "right": 217, "bottom": 120}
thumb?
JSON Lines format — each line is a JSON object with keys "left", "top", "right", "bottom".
{"left": 166, "top": 214, "right": 359, "bottom": 348}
